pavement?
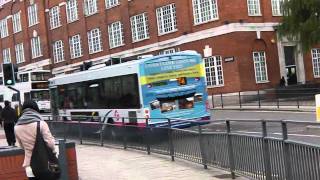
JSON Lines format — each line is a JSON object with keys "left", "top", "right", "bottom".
{"left": 0, "top": 127, "right": 247, "bottom": 180}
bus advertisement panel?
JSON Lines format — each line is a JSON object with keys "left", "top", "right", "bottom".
{"left": 140, "top": 53, "right": 209, "bottom": 126}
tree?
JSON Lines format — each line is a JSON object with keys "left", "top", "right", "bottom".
{"left": 278, "top": 0, "right": 320, "bottom": 52}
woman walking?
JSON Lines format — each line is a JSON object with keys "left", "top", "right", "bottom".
{"left": 15, "top": 100, "right": 58, "bottom": 180}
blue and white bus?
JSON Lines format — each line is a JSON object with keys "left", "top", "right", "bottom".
{"left": 49, "top": 51, "right": 210, "bottom": 127}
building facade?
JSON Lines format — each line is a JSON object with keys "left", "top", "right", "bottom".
{"left": 0, "top": 0, "right": 320, "bottom": 94}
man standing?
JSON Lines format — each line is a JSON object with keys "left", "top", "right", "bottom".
{"left": 1, "top": 101, "right": 17, "bottom": 146}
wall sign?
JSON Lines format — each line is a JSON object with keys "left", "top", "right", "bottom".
{"left": 224, "top": 56, "right": 235, "bottom": 62}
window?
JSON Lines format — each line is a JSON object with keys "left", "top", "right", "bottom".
{"left": 15, "top": 43, "right": 25, "bottom": 64}
{"left": 130, "top": 13, "right": 149, "bottom": 42}
{"left": 108, "top": 21, "right": 124, "bottom": 48}
{"left": 204, "top": 56, "right": 224, "bottom": 86}
{"left": 271, "top": 0, "right": 283, "bottom": 16}
{"left": 31, "top": 36, "right": 42, "bottom": 58}
{"left": 53, "top": 40, "right": 65, "bottom": 63}
{"left": 192, "top": 0, "right": 219, "bottom": 25}
{"left": 28, "top": 4, "right": 38, "bottom": 26}
{"left": 69, "top": 34, "right": 82, "bottom": 59}
{"left": 2, "top": 48, "right": 11, "bottom": 63}
{"left": 253, "top": 51, "right": 268, "bottom": 82}
{"left": 105, "top": 0, "right": 119, "bottom": 9}
{"left": 159, "top": 48, "right": 178, "bottom": 55}
{"left": 12, "top": 11, "right": 22, "bottom": 33}
{"left": 56, "top": 74, "right": 140, "bottom": 109}
{"left": 0, "top": 18, "right": 8, "bottom": 38}
{"left": 84, "top": 0, "right": 98, "bottom": 16}
{"left": 312, "top": 49, "right": 320, "bottom": 77}
{"left": 247, "top": 0, "right": 261, "bottom": 16}
{"left": 66, "top": 0, "right": 78, "bottom": 23}
{"left": 49, "top": 6, "right": 61, "bottom": 29}
{"left": 88, "top": 28, "right": 102, "bottom": 54}
{"left": 156, "top": 3, "right": 177, "bottom": 35}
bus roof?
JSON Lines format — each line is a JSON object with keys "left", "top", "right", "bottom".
{"left": 49, "top": 51, "right": 201, "bottom": 87}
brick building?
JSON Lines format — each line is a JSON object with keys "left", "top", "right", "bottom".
{"left": 0, "top": 0, "right": 320, "bottom": 94}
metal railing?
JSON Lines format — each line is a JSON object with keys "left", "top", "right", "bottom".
{"left": 211, "top": 89, "right": 318, "bottom": 109}
{"left": 45, "top": 115, "right": 320, "bottom": 180}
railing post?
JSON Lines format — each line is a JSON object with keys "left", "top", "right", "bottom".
{"left": 100, "top": 120, "right": 104, "bottom": 146}
{"left": 145, "top": 118, "right": 151, "bottom": 155}
{"left": 258, "top": 90, "right": 261, "bottom": 108}
{"left": 198, "top": 124, "right": 208, "bottom": 169}
{"left": 212, "top": 93, "right": 215, "bottom": 109}
{"left": 122, "top": 117, "right": 127, "bottom": 149}
{"left": 226, "top": 120, "right": 236, "bottom": 179}
{"left": 63, "top": 120, "right": 67, "bottom": 141}
{"left": 238, "top": 91, "right": 242, "bottom": 108}
{"left": 297, "top": 97, "right": 300, "bottom": 109}
{"left": 277, "top": 97, "right": 280, "bottom": 109}
{"left": 262, "top": 121, "right": 272, "bottom": 180}
{"left": 221, "top": 93, "right": 224, "bottom": 108}
{"left": 78, "top": 121, "right": 82, "bottom": 144}
{"left": 168, "top": 118, "right": 175, "bottom": 161}
{"left": 58, "top": 139, "right": 69, "bottom": 180}
{"left": 282, "top": 121, "right": 292, "bottom": 180}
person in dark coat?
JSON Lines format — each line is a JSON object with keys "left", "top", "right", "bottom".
{"left": 1, "top": 101, "right": 17, "bottom": 146}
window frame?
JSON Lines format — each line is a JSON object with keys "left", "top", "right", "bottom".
{"left": 69, "top": 34, "right": 83, "bottom": 59}
{"left": 253, "top": 51, "right": 269, "bottom": 83}
{"left": 108, "top": 21, "right": 125, "bottom": 49}
{"left": 28, "top": 4, "right": 39, "bottom": 27}
{"left": 53, "top": 40, "right": 65, "bottom": 63}
{"left": 87, "top": 28, "right": 103, "bottom": 54}
{"left": 204, "top": 56, "right": 224, "bottom": 87}
{"left": 156, "top": 3, "right": 178, "bottom": 35}
{"left": 247, "top": 0, "right": 262, "bottom": 16}
{"left": 84, "top": 0, "right": 98, "bottom": 16}
{"left": 0, "top": 18, "right": 9, "bottom": 38}
{"left": 312, "top": 48, "right": 320, "bottom": 78}
{"left": 31, "top": 36, "right": 42, "bottom": 59}
{"left": 130, "top": 13, "right": 150, "bottom": 43}
{"left": 2, "top": 48, "right": 11, "bottom": 64}
{"left": 271, "top": 0, "right": 283, "bottom": 16}
{"left": 105, "top": 0, "right": 119, "bottom": 9}
{"left": 66, "top": 0, "right": 79, "bottom": 23}
{"left": 192, "top": 0, "right": 219, "bottom": 25}
{"left": 15, "top": 43, "right": 25, "bottom": 64}
{"left": 12, "top": 11, "right": 22, "bottom": 33}
{"left": 49, "top": 6, "right": 61, "bottom": 29}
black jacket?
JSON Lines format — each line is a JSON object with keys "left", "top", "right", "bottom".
{"left": 1, "top": 106, "right": 17, "bottom": 124}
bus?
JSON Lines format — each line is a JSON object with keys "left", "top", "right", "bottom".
{"left": 49, "top": 51, "right": 210, "bottom": 127}
{"left": 0, "top": 69, "right": 51, "bottom": 113}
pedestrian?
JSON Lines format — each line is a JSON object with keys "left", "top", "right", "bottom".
{"left": 1, "top": 101, "right": 17, "bottom": 146}
{"left": 0, "top": 105, "right": 3, "bottom": 128}
{"left": 15, "top": 100, "right": 58, "bottom": 180}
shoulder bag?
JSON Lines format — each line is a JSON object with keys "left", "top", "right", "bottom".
{"left": 30, "top": 121, "right": 61, "bottom": 180}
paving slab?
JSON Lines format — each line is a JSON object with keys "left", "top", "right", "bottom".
{"left": 0, "top": 128, "right": 247, "bottom": 180}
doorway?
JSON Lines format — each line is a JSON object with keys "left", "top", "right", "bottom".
{"left": 284, "top": 46, "right": 297, "bottom": 85}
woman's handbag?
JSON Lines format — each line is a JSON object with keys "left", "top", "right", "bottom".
{"left": 30, "top": 121, "right": 61, "bottom": 180}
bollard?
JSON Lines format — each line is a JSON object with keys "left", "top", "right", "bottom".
{"left": 122, "top": 117, "right": 127, "bottom": 149}
{"left": 226, "top": 120, "right": 235, "bottom": 179}
{"left": 58, "top": 139, "right": 69, "bottom": 180}
{"left": 316, "top": 95, "right": 320, "bottom": 122}
{"left": 167, "top": 118, "right": 175, "bottom": 161}
{"left": 198, "top": 124, "right": 208, "bottom": 169}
